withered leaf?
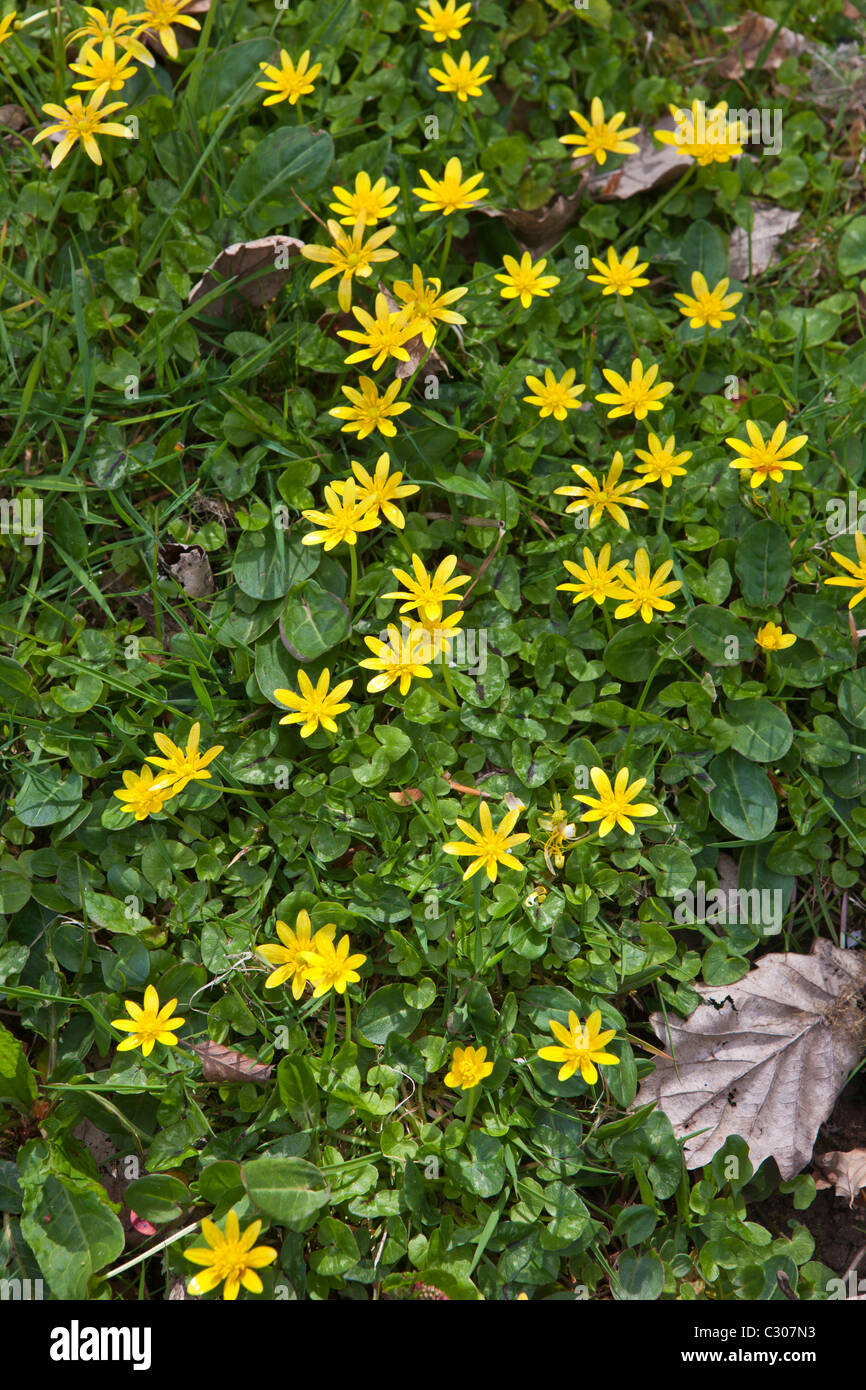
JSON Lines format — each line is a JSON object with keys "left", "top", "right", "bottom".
{"left": 716, "top": 11, "right": 807, "bottom": 80}
{"left": 189, "top": 236, "right": 305, "bottom": 319}
{"left": 587, "top": 120, "right": 685, "bottom": 200}
{"left": 188, "top": 1041, "right": 274, "bottom": 1084}
{"left": 814, "top": 1149, "right": 866, "bottom": 1206}
{"left": 158, "top": 542, "right": 214, "bottom": 598}
{"left": 0, "top": 105, "right": 29, "bottom": 132}
{"left": 480, "top": 190, "right": 586, "bottom": 257}
{"left": 728, "top": 202, "right": 802, "bottom": 279}
{"left": 633, "top": 938, "right": 866, "bottom": 1178}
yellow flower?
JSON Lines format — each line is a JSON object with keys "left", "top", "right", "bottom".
{"left": 523, "top": 368, "right": 585, "bottom": 421}
{"left": 443, "top": 801, "right": 530, "bottom": 882}
{"left": 146, "top": 721, "right": 223, "bottom": 794}
{"left": 329, "top": 376, "right": 411, "bottom": 440}
{"left": 595, "top": 358, "right": 674, "bottom": 421}
{"left": 301, "top": 216, "right": 398, "bottom": 314}
{"left": 755, "top": 622, "right": 796, "bottom": 651}
{"left": 32, "top": 91, "right": 131, "bottom": 168}
{"left": 413, "top": 156, "right": 489, "bottom": 215}
{"left": 633, "top": 433, "right": 692, "bottom": 487}
{"left": 428, "top": 51, "right": 491, "bottom": 103}
{"left": 537, "top": 1010, "right": 620, "bottom": 1083}
{"left": 416, "top": 0, "right": 471, "bottom": 41}
{"left": 554, "top": 452, "right": 648, "bottom": 530}
{"left": 256, "top": 47, "right": 321, "bottom": 105}
{"left": 539, "top": 792, "right": 577, "bottom": 871}
{"left": 0, "top": 11, "right": 16, "bottom": 46}
{"left": 184, "top": 1211, "right": 277, "bottom": 1301}
{"left": 494, "top": 251, "right": 560, "bottom": 309}
{"left": 69, "top": 37, "right": 138, "bottom": 102}
{"left": 587, "top": 245, "right": 649, "bottom": 297}
{"left": 385, "top": 552, "right": 471, "bottom": 621}
{"left": 338, "top": 292, "right": 417, "bottom": 369}
{"left": 410, "top": 608, "right": 465, "bottom": 661}
{"left": 133, "top": 0, "right": 201, "bottom": 62}
{"left": 303, "top": 930, "right": 367, "bottom": 997}
{"left": 359, "top": 624, "right": 434, "bottom": 695}
{"left": 68, "top": 7, "right": 155, "bottom": 65}
{"left": 725, "top": 420, "right": 807, "bottom": 488}
{"left": 110, "top": 984, "right": 185, "bottom": 1056}
{"left": 391, "top": 264, "right": 468, "bottom": 348}
{"left": 575, "top": 766, "right": 657, "bottom": 837}
{"left": 331, "top": 453, "right": 420, "bottom": 530}
{"left": 654, "top": 99, "right": 744, "bottom": 165}
{"left": 556, "top": 544, "right": 628, "bottom": 607}
{"left": 444, "top": 1043, "right": 494, "bottom": 1090}
{"left": 301, "top": 478, "right": 380, "bottom": 550}
{"left": 273, "top": 669, "right": 353, "bottom": 738}
{"left": 674, "top": 271, "right": 742, "bottom": 329}
{"left": 113, "top": 765, "right": 175, "bottom": 820}
{"left": 257, "top": 910, "right": 335, "bottom": 997}
{"left": 559, "top": 97, "right": 640, "bottom": 165}
{"left": 825, "top": 530, "right": 866, "bottom": 609}
{"left": 613, "top": 547, "right": 682, "bottom": 624}
{"left": 329, "top": 171, "right": 399, "bottom": 227}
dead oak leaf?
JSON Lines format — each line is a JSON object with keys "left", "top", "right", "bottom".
{"left": 633, "top": 938, "right": 866, "bottom": 1179}
{"left": 187, "top": 1041, "right": 274, "bottom": 1084}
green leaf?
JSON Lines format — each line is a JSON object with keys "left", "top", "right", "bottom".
{"left": 687, "top": 605, "right": 755, "bottom": 665}
{"left": 612, "top": 1251, "right": 664, "bottom": 1300}
{"left": 734, "top": 521, "right": 791, "bottom": 605}
{"left": 838, "top": 670, "right": 866, "bottom": 729}
{"left": 19, "top": 1170, "right": 124, "bottom": 1299}
{"left": 242, "top": 1156, "right": 330, "bottom": 1228}
{"left": 356, "top": 984, "right": 422, "bottom": 1045}
{"left": 837, "top": 215, "right": 866, "bottom": 277}
{"left": 603, "top": 623, "right": 661, "bottom": 681}
{"left": 708, "top": 751, "right": 778, "bottom": 840}
{"left": 227, "top": 127, "right": 334, "bottom": 236}
{"left": 0, "top": 1023, "right": 37, "bottom": 1112}
{"left": 277, "top": 1056, "right": 320, "bottom": 1128}
{"left": 724, "top": 698, "right": 793, "bottom": 762}
{"left": 13, "top": 765, "right": 82, "bottom": 827}
{"left": 233, "top": 527, "right": 317, "bottom": 601}
{"left": 280, "top": 581, "right": 351, "bottom": 662}
{"left": 124, "top": 1173, "right": 189, "bottom": 1223}
{"left": 446, "top": 1132, "right": 506, "bottom": 1199}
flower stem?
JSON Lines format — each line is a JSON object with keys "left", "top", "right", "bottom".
{"left": 620, "top": 296, "right": 641, "bottom": 356}
{"left": 348, "top": 542, "right": 359, "bottom": 614}
{"left": 438, "top": 222, "right": 453, "bottom": 282}
{"left": 657, "top": 487, "right": 667, "bottom": 536}
{"left": 344, "top": 990, "right": 352, "bottom": 1047}
{"left": 686, "top": 324, "right": 710, "bottom": 396}
{"left": 441, "top": 657, "right": 459, "bottom": 708}
{"left": 463, "top": 1085, "right": 479, "bottom": 1131}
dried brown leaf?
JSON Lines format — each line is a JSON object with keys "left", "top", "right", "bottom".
{"left": 716, "top": 11, "right": 808, "bottom": 80}
{"left": 633, "top": 938, "right": 866, "bottom": 1178}
{"left": 814, "top": 1149, "right": 866, "bottom": 1206}
{"left": 480, "top": 190, "right": 586, "bottom": 257}
{"left": 728, "top": 202, "right": 802, "bottom": 279}
{"left": 189, "top": 236, "right": 305, "bottom": 319}
{"left": 586, "top": 120, "right": 685, "bottom": 201}
{"left": 158, "top": 542, "right": 214, "bottom": 598}
{"left": 188, "top": 1040, "right": 273, "bottom": 1084}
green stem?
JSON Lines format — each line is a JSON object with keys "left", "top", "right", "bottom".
{"left": 618, "top": 164, "right": 695, "bottom": 249}
{"left": 441, "top": 657, "right": 459, "bottom": 708}
{"left": 466, "top": 107, "right": 482, "bottom": 149}
{"left": 686, "top": 324, "right": 710, "bottom": 396}
{"left": 344, "top": 990, "right": 352, "bottom": 1047}
{"left": 348, "top": 542, "right": 359, "bottom": 614}
{"left": 463, "top": 1085, "right": 479, "bottom": 1131}
{"left": 620, "top": 296, "right": 641, "bottom": 356}
{"left": 657, "top": 488, "right": 667, "bottom": 536}
{"left": 438, "top": 222, "right": 453, "bottom": 282}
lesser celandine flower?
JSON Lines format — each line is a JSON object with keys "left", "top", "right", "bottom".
{"left": 33, "top": 92, "right": 131, "bottom": 168}
{"left": 256, "top": 48, "right": 321, "bottom": 104}
{"left": 559, "top": 97, "right": 640, "bottom": 165}
{"left": 303, "top": 930, "right": 367, "bottom": 997}
{"left": 725, "top": 421, "right": 807, "bottom": 488}
{"left": 443, "top": 802, "right": 530, "bottom": 882}
{"left": 537, "top": 1011, "right": 620, "bottom": 1084}
{"left": 331, "top": 454, "right": 419, "bottom": 529}
{"left": 385, "top": 553, "right": 470, "bottom": 621}
{"left": 539, "top": 793, "right": 577, "bottom": 870}
{"left": 257, "top": 911, "right": 335, "bottom": 996}
{"left": 444, "top": 1044, "right": 494, "bottom": 1090}
{"left": 413, "top": 157, "right": 489, "bottom": 215}
{"left": 329, "top": 377, "right": 410, "bottom": 440}
{"left": 360, "top": 625, "right": 434, "bottom": 695}
{"left": 185, "top": 1212, "right": 277, "bottom": 1301}
{"left": 273, "top": 669, "right": 353, "bottom": 737}
{"left": 68, "top": 7, "right": 155, "bottom": 64}
{"left": 674, "top": 272, "right": 742, "bottom": 329}
{"left": 756, "top": 622, "right": 797, "bottom": 651}
{"left": 654, "top": 100, "right": 744, "bottom": 165}
{"left": 69, "top": 38, "right": 138, "bottom": 101}
{"left": 633, "top": 433, "right": 692, "bottom": 487}
{"left": 825, "top": 530, "right": 866, "bottom": 609}
{"left": 495, "top": 252, "right": 560, "bottom": 309}
{"left": 595, "top": 359, "right": 673, "bottom": 421}
{"left": 133, "top": 0, "right": 201, "bottom": 62}
{"left": 329, "top": 171, "right": 399, "bottom": 227}
{"left": 146, "top": 721, "right": 223, "bottom": 794}
{"left": 411, "top": 607, "right": 465, "bottom": 661}
{"left": 428, "top": 51, "right": 491, "bottom": 102}
{"left": 523, "top": 368, "right": 585, "bottom": 421}
{"left": 391, "top": 265, "right": 468, "bottom": 348}
{"left": 301, "top": 217, "right": 398, "bottom": 314}
{"left": 587, "top": 245, "right": 649, "bottom": 297}
{"left": 557, "top": 545, "right": 628, "bottom": 608}
{"left": 416, "top": 0, "right": 471, "bottom": 41}
{"left": 111, "top": 985, "right": 185, "bottom": 1056}
{"left": 301, "top": 478, "right": 380, "bottom": 550}
{"left": 555, "top": 453, "right": 648, "bottom": 530}
{"left": 338, "top": 293, "right": 417, "bottom": 369}
{"left": 0, "top": 11, "right": 16, "bottom": 45}
{"left": 113, "top": 765, "right": 175, "bottom": 820}
{"left": 575, "top": 766, "right": 657, "bottom": 837}
{"left": 613, "top": 548, "right": 682, "bottom": 624}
